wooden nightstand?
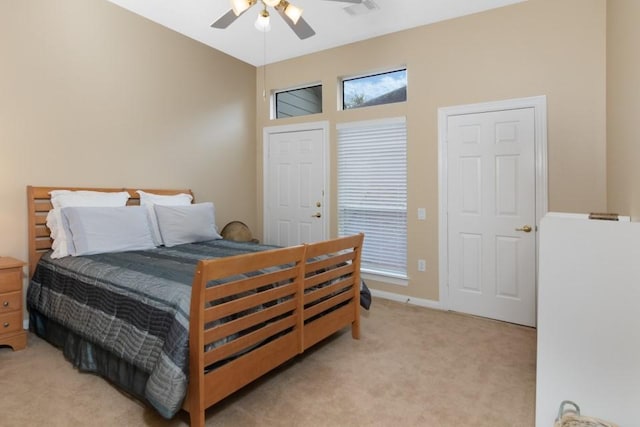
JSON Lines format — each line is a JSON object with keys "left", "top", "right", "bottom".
{"left": 0, "top": 257, "right": 27, "bottom": 351}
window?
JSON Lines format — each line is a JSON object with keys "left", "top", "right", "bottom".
{"left": 342, "top": 69, "right": 407, "bottom": 110}
{"left": 274, "top": 84, "right": 322, "bottom": 119}
{"left": 337, "top": 117, "right": 407, "bottom": 278}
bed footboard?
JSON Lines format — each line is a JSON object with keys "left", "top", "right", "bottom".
{"left": 184, "top": 234, "right": 363, "bottom": 426}
{"left": 303, "top": 233, "right": 364, "bottom": 350}
{"left": 185, "top": 245, "right": 306, "bottom": 427}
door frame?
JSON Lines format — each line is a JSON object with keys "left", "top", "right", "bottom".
{"left": 262, "top": 120, "right": 330, "bottom": 245}
{"left": 437, "top": 96, "right": 548, "bottom": 317}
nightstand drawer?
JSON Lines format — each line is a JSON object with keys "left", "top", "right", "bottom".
{"left": 0, "top": 268, "right": 22, "bottom": 292}
{"left": 0, "top": 291, "right": 21, "bottom": 313}
{"left": 0, "top": 311, "right": 22, "bottom": 334}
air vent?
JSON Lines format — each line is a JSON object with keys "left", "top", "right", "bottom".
{"left": 343, "top": 0, "right": 379, "bottom": 17}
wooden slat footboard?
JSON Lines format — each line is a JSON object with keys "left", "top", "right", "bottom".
{"left": 185, "top": 245, "right": 306, "bottom": 427}
{"left": 184, "top": 233, "right": 364, "bottom": 426}
{"left": 303, "top": 233, "right": 364, "bottom": 350}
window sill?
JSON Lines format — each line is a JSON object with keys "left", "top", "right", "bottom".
{"left": 361, "top": 270, "right": 408, "bottom": 287}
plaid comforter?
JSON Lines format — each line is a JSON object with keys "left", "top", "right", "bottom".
{"left": 27, "top": 239, "right": 277, "bottom": 418}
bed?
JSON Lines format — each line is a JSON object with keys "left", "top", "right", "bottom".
{"left": 26, "top": 186, "right": 364, "bottom": 426}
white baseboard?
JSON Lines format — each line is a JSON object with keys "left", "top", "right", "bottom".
{"left": 370, "top": 288, "right": 443, "bottom": 311}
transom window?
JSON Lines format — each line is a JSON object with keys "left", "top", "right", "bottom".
{"left": 342, "top": 68, "right": 407, "bottom": 110}
{"left": 274, "top": 84, "right": 322, "bottom": 119}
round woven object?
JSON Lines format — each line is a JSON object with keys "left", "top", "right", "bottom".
{"left": 220, "top": 221, "right": 254, "bottom": 242}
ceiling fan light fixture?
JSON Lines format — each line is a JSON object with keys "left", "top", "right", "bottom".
{"left": 284, "top": 2, "right": 303, "bottom": 24}
{"left": 212, "top": 0, "right": 314, "bottom": 39}
{"left": 231, "top": 0, "right": 252, "bottom": 16}
{"left": 254, "top": 9, "right": 271, "bottom": 32}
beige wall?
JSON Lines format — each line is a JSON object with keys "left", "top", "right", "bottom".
{"left": 256, "top": 0, "right": 607, "bottom": 301}
{"left": 0, "top": 0, "right": 257, "bottom": 264}
{"left": 0, "top": 0, "right": 611, "bottom": 305}
{"left": 607, "top": 0, "right": 640, "bottom": 218}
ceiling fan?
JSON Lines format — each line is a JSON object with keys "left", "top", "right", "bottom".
{"left": 211, "top": 0, "right": 363, "bottom": 40}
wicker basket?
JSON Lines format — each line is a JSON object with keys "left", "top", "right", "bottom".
{"left": 554, "top": 401, "right": 619, "bottom": 427}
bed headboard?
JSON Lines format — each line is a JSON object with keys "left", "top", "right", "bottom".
{"left": 26, "top": 186, "right": 194, "bottom": 277}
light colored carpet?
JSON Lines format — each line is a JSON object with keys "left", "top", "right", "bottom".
{"left": 0, "top": 298, "right": 536, "bottom": 426}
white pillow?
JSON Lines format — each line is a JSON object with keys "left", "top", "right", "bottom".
{"left": 47, "top": 190, "right": 130, "bottom": 258}
{"left": 137, "top": 190, "right": 193, "bottom": 246}
{"left": 154, "top": 203, "right": 222, "bottom": 247}
{"left": 61, "top": 206, "right": 155, "bottom": 256}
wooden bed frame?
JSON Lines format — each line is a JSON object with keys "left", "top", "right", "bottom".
{"left": 26, "top": 186, "right": 363, "bottom": 427}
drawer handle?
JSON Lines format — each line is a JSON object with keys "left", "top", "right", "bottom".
{"left": 3, "top": 322, "right": 9, "bottom": 328}
{"left": 2, "top": 301, "right": 8, "bottom": 307}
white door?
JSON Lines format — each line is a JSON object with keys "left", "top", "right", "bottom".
{"left": 264, "top": 127, "right": 327, "bottom": 246}
{"left": 447, "top": 108, "right": 536, "bottom": 326}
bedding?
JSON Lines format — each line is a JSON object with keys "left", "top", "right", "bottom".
{"left": 28, "top": 239, "right": 276, "bottom": 418}
{"left": 137, "top": 190, "right": 193, "bottom": 246}
{"left": 27, "top": 238, "right": 370, "bottom": 418}
{"left": 47, "top": 190, "right": 131, "bottom": 258}
{"left": 154, "top": 203, "right": 222, "bottom": 247}
{"left": 61, "top": 206, "right": 156, "bottom": 255}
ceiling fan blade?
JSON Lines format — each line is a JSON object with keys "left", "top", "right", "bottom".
{"left": 211, "top": 9, "right": 242, "bottom": 29}
{"left": 321, "top": 0, "right": 363, "bottom": 3}
{"left": 276, "top": 9, "right": 316, "bottom": 40}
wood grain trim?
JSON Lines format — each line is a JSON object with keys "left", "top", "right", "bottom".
{"left": 187, "top": 245, "right": 306, "bottom": 427}
{"left": 303, "top": 233, "right": 364, "bottom": 343}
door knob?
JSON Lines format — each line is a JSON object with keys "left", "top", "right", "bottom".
{"left": 311, "top": 212, "right": 322, "bottom": 218}
{"left": 515, "top": 225, "right": 532, "bottom": 233}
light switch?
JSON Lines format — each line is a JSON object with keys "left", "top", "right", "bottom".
{"left": 417, "top": 208, "right": 426, "bottom": 220}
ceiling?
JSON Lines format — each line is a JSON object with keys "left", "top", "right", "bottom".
{"left": 106, "top": 0, "right": 526, "bottom": 66}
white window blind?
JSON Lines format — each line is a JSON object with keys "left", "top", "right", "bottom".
{"left": 337, "top": 118, "right": 407, "bottom": 278}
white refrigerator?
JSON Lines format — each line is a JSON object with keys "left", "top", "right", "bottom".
{"left": 536, "top": 213, "right": 640, "bottom": 426}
